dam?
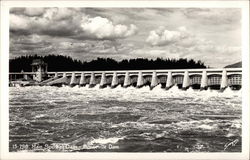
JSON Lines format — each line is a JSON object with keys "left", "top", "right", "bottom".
{"left": 9, "top": 59, "right": 242, "bottom": 90}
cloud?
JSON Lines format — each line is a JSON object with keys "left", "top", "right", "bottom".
{"left": 145, "top": 25, "right": 241, "bottom": 67}
{"left": 10, "top": 8, "right": 138, "bottom": 40}
{"left": 183, "top": 45, "right": 241, "bottom": 68}
{"left": 10, "top": 8, "right": 83, "bottom": 37}
{"left": 10, "top": 8, "right": 45, "bottom": 17}
{"left": 9, "top": 34, "right": 54, "bottom": 58}
{"left": 146, "top": 26, "right": 189, "bottom": 46}
{"left": 9, "top": 8, "right": 241, "bottom": 68}
{"left": 80, "top": 16, "right": 137, "bottom": 39}
{"left": 10, "top": 14, "right": 30, "bottom": 31}
{"left": 182, "top": 8, "right": 241, "bottom": 25}
{"left": 24, "top": 8, "right": 45, "bottom": 17}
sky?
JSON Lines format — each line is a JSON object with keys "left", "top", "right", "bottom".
{"left": 9, "top": 8, "right": 241, "bottom": 68}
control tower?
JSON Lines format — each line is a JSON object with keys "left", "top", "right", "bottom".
{"left": 31, "top": 59, "right": 48, "bottom": 82}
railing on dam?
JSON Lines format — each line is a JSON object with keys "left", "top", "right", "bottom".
{"left": 9, "top": 68, "right": 242, "bottom": 90}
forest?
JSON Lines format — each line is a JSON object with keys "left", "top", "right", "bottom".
{"left": 9, "top": 55, "right": 207, "bottom": 72}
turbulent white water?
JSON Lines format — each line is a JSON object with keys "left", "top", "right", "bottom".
{"left": 9, "top": 85, "right": 242, "bottom": 152}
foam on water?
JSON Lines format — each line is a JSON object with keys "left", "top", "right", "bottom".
{"left": 11, "top": 84, "right": 241, "bottom": 96}
{"left": 90, "top": 137, "right": 125, "bottom": 145}
{"left": 9, "top": 85, "right": 242, "bottom": 152}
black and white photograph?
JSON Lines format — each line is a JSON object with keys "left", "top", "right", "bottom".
{"left": 0, "top": 0, "right": 249, "bottom": 160}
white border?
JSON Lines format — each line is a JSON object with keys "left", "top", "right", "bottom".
{"left": 1, "top": 1, "right": 249, "bottom": 160}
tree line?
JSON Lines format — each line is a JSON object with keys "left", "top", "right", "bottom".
{"left": 9, "top": 54, "right": 207, "bottom": 72}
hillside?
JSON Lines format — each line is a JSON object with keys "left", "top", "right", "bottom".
{"left": 224, "top": 61, "right": 242, "bottom": 68}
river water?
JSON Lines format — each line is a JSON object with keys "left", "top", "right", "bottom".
{"left": 9, "top": 85, "right": 242, "bottom": 152}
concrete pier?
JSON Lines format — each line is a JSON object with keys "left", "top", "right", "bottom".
{"left": 79, "top": 72, "right": 86, "bottom": 86}
{"left": 89, "top": 72, "right": 96, "bottom": 88}
{"left": 182, "top": 70, "right": 190, "bottom": 90}
{"left": 100, "top": 72, "right": 107, "bottom": 88}
{"left": 63, "top": 72, "right": 66, "bottom": 77}
{"left": 123, "top": 71, "right": 131, "bottom": 88}
{"left": 220, "top": 69, "right": 228, "bottom": 90}
{"left": 70, "top": 72, "right": 77, "bottom": 87}
{"left": 111, "top": 72, "right": 119, "bottom": 88}
{"left": 200, "top": 70, "right": 208, "bottom": 90}
{"left": 23, "top": 74, "right": 28, "bottom": 80}
{"left": 150, "top": 71, "right": 158, "bottom": 89}
{"left": 136, "top": 71, "right": 144, "bottom": 88}
{"left": 54, "top": 72, "right": 58, "bottom": 78}
{"left": 166, "top": 71, "right": 173, "bottom": 90}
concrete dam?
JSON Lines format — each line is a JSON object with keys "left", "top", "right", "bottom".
{"left": 9, "top": 68, "right": 242, "bottom": 90}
